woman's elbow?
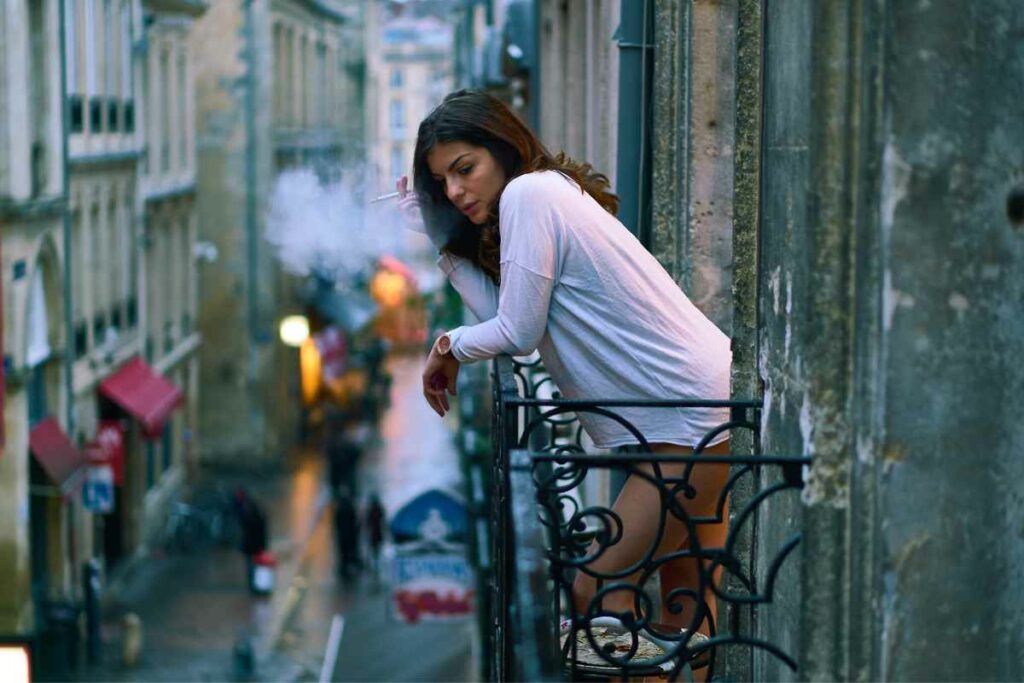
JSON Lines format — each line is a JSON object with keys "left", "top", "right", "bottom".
{"left": 506, "top": 332, "right": 542, "bottom": 357}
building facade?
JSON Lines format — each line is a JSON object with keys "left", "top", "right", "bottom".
{"left": 192, "top": 0, "right": 365, "bottom": 466}
{"left": 0, "top": 0, "right": 72, "bottom": 642}
{"left": 0, "top": 0, "right": 206, "bottom": 673}
{"left": 460, "top": 1, "right": 1024, "bottom": 680}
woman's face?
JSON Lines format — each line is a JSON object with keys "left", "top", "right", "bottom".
{"left": 426, "top": 141, "right": 507, "bottom": 225}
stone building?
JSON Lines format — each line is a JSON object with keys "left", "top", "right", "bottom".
{"left": 459, "top": 1, "right": 1024, "bottom": 680}
{"left": 0, "top": 0, "right": 207, "bottom": 674}
{"left": 365, "top": 1, "right": 453, "bottom": 196}
{"left": 0, "top": 0, "right": 73, "bottom": 645}
{"left": 192, "top": 0, "right": 365, "bottom": 466}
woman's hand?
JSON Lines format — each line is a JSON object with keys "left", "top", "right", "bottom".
{"left": 397, "top": 175, "right": 427, "bottom": 235}
{"left": 422, "top": 338, "right": 460, "bottom": 417}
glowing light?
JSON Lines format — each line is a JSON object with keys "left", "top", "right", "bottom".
{"left": 279, "top": 315, "right": 310, "bottom": 347}
{"left": 371, "top": 270, "right": 408, "bottom": 308}
{"left": 0, "top": 646, "right": 30, "bottom": 683}
{"left": 299, "top": 337, "right": 322, "bottom": 406}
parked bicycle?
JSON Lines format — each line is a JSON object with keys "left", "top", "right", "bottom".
{"left": 162, "top": 486, "right": 242, "bottom": 553}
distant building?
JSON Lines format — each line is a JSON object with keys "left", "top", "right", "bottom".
{"left": 192, "top": 0, "right": 365, "bottom": 466}
{"left": 365, "top": 4, "right": 453, "bottom": 198}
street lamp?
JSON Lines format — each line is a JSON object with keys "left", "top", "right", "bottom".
{"left": 279, "top": 315, "right": 310, "bottom": 348}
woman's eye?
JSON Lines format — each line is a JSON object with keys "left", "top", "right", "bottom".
{"left": 458, "top": 165, "right": 473, "bottom": 176}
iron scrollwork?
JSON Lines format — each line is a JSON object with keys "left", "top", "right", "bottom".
{"left": 491, "top": 355, "right": 812, "bottom": 681}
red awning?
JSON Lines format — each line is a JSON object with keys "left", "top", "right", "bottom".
{"left": 29, "top": 417, "right": 87, "bottom": 495}
{"left": 99, "top": 357, "right": 183, "bottom": 439}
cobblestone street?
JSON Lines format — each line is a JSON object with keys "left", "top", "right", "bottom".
{"left": 78, "top": 355, "right": 473, "bottom": 682}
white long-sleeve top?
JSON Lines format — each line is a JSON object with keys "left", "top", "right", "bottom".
{"left": 441, "top": 171, "right": 732, "bottom": 449}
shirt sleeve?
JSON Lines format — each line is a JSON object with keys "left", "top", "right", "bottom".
{"left": 447, "top": 262, "right": 554, "bottom": 363}
{"left": 445, "top": 174, "right": 562, "bottom": 363}
{"left": 437, "top": 253, "right": 499, "bottom": 322}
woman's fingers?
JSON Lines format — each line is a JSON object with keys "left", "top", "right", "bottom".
{"left": 423, "top": 387, "right": 444, "bottom": 417}
{"left": 396, "top": 175, "right": 409, "bottom": 197}
{"left": 425, "top": 388, "right": 448, "bottom": 416}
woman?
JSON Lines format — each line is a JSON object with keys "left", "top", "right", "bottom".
{"left": 401, "top": 89, "right": 732, "bottom": 639}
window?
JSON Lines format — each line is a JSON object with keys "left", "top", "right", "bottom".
{"left": 181, "top": 215, "right": 192, "bottom": 333}
{"left": 178, "top": 50, "right": 187, "bottom": 169}
{"left": 389, "top": 100, "right": 404, "bottom": 139}
{"left": 390, "top": 68, "right": 403, "bottom": 88}
{"left": 104, "top": 0, "right": 118, "bottom": 132}
{"left": 71, "top": 208, "right": 86, "bottom": 358}
{"left": 391, "top": 146, "right": 404, "bottom": 182}
{"left": 160, "top": 47, "right": 171, "bottom": 172}
{"left": 121, "top": 0, "right": 133, "bottom": 132}
{"left": 110, "top": 193, "right": 121, "bottom": 331}
{"left": 300, "top": 35, "right": 308, "bottom": 126}
{"left": 65, "top": 0, "right": 78, "bottom": 98}
{"left": 316, "top": 42, "right": 326, "bottom": 126}
{"left": 273, "top": 24, "right": 282, "bottom": 122}
{"left": 85, "top": 0, "right": 98, "bottom": 134}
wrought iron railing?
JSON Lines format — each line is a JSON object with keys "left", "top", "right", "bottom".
{"left": 479, "top": 355, "right": 811, "bottom": 681}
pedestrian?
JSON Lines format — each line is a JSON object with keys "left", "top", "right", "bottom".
{"left": 402, "top": 89, "right": 733, "bottom": 639}
{"left": 233, "top": 489, "right": 268, "bottom": 592}
{"left": 364, "top": 494, "right": 387, "bottom": 578}
{"left": 333, "top": 487, "right": 361, "bottom": 580}
{"left": 324, "top": 413, "right": 361, "bottom": 500}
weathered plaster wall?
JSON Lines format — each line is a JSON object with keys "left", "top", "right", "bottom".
{"left": 758, "top": 1, "right": 1024, "bottom": 679}
{"left": 876, "top": 3, "right": 1024, "bottom": 679}
{"left": 757, "top": 1, "right": 813, "bottom": 679}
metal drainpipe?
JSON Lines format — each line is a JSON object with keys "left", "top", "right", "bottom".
{"left": 58, "top": 0, "right": 75, "bottom": 436}
{"left": 527, "top": 0, "right": 539, "bottom": 133}
{"left": 614, "top": 0, "right": 654, "bottom": 244}
{"left": 242, "top": 0, "right": 259, "bottom": 388}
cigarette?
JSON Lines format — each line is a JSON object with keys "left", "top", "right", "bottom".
{"left": 369, "top": 191, "right": 400, "bottom": 204}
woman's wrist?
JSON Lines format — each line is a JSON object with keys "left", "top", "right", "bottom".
{"left": 433, "top": 331, "right": 453, "bottom": 356}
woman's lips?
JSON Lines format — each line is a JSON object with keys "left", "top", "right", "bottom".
{"left": 461, "top": 202, "right": 478, "bottom": 216}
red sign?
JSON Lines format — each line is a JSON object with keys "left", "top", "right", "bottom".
{"left": 94, "top": 420, "right": 126, "bottom": 486}
{"left": 394, "top": 588, "right": 474, "bottom": 624}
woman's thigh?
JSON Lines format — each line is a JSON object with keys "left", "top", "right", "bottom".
{"left": 582, "top": 441, "right": 731, "bottom": 578}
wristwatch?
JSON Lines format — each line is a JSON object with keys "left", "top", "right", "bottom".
{"left": 434, "top": 332, "right": 453, "bottom": 356}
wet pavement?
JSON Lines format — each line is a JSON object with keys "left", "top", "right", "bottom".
{"left": 77, "top": 354, "right": 474, "bottom": 682}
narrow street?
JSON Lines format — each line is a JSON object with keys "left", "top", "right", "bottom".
{"left": 80, "top": 355, "right": 474, "bottom": 682}
{"left": 275, "top": 354, "right": 475, "bottom": 682}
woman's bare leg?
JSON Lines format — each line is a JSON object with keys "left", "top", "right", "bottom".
{"left": 572, "top": 441, "right": 731, "bottom": 629}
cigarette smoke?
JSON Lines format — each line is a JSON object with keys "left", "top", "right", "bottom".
{"left": 264, "top": 168, "right": 442, "bottom": 290}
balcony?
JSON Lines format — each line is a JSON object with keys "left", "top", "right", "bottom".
{"left": 469, "top": 355, "right": 811, "bottom": 681}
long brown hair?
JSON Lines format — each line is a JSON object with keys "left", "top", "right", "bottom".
{"left": 413, "top": 89, "right": 618, "bottom": 284}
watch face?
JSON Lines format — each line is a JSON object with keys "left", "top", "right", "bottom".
{"left": 437, "top": 335, "right": 451, "bottom": 354}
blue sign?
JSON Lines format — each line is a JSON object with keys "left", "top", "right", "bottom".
{"left": 83, "top": 465, "right": 114, "bottom": 514}
{"left": 389, "top": 489, "right": 467, "bottom": 544}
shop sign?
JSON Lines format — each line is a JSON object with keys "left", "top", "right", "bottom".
{"left": 390, "top": 489, "right": 473, "bottom": 624}
{"left": 95, "top": 420, "right": 126, "bottom": 485}
{"left": 391, "top": 551, "right": 473, "bottom": 624}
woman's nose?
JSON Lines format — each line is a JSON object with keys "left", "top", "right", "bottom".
{"left": 446, "top": 179, "right": 464, "bottom": 202}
